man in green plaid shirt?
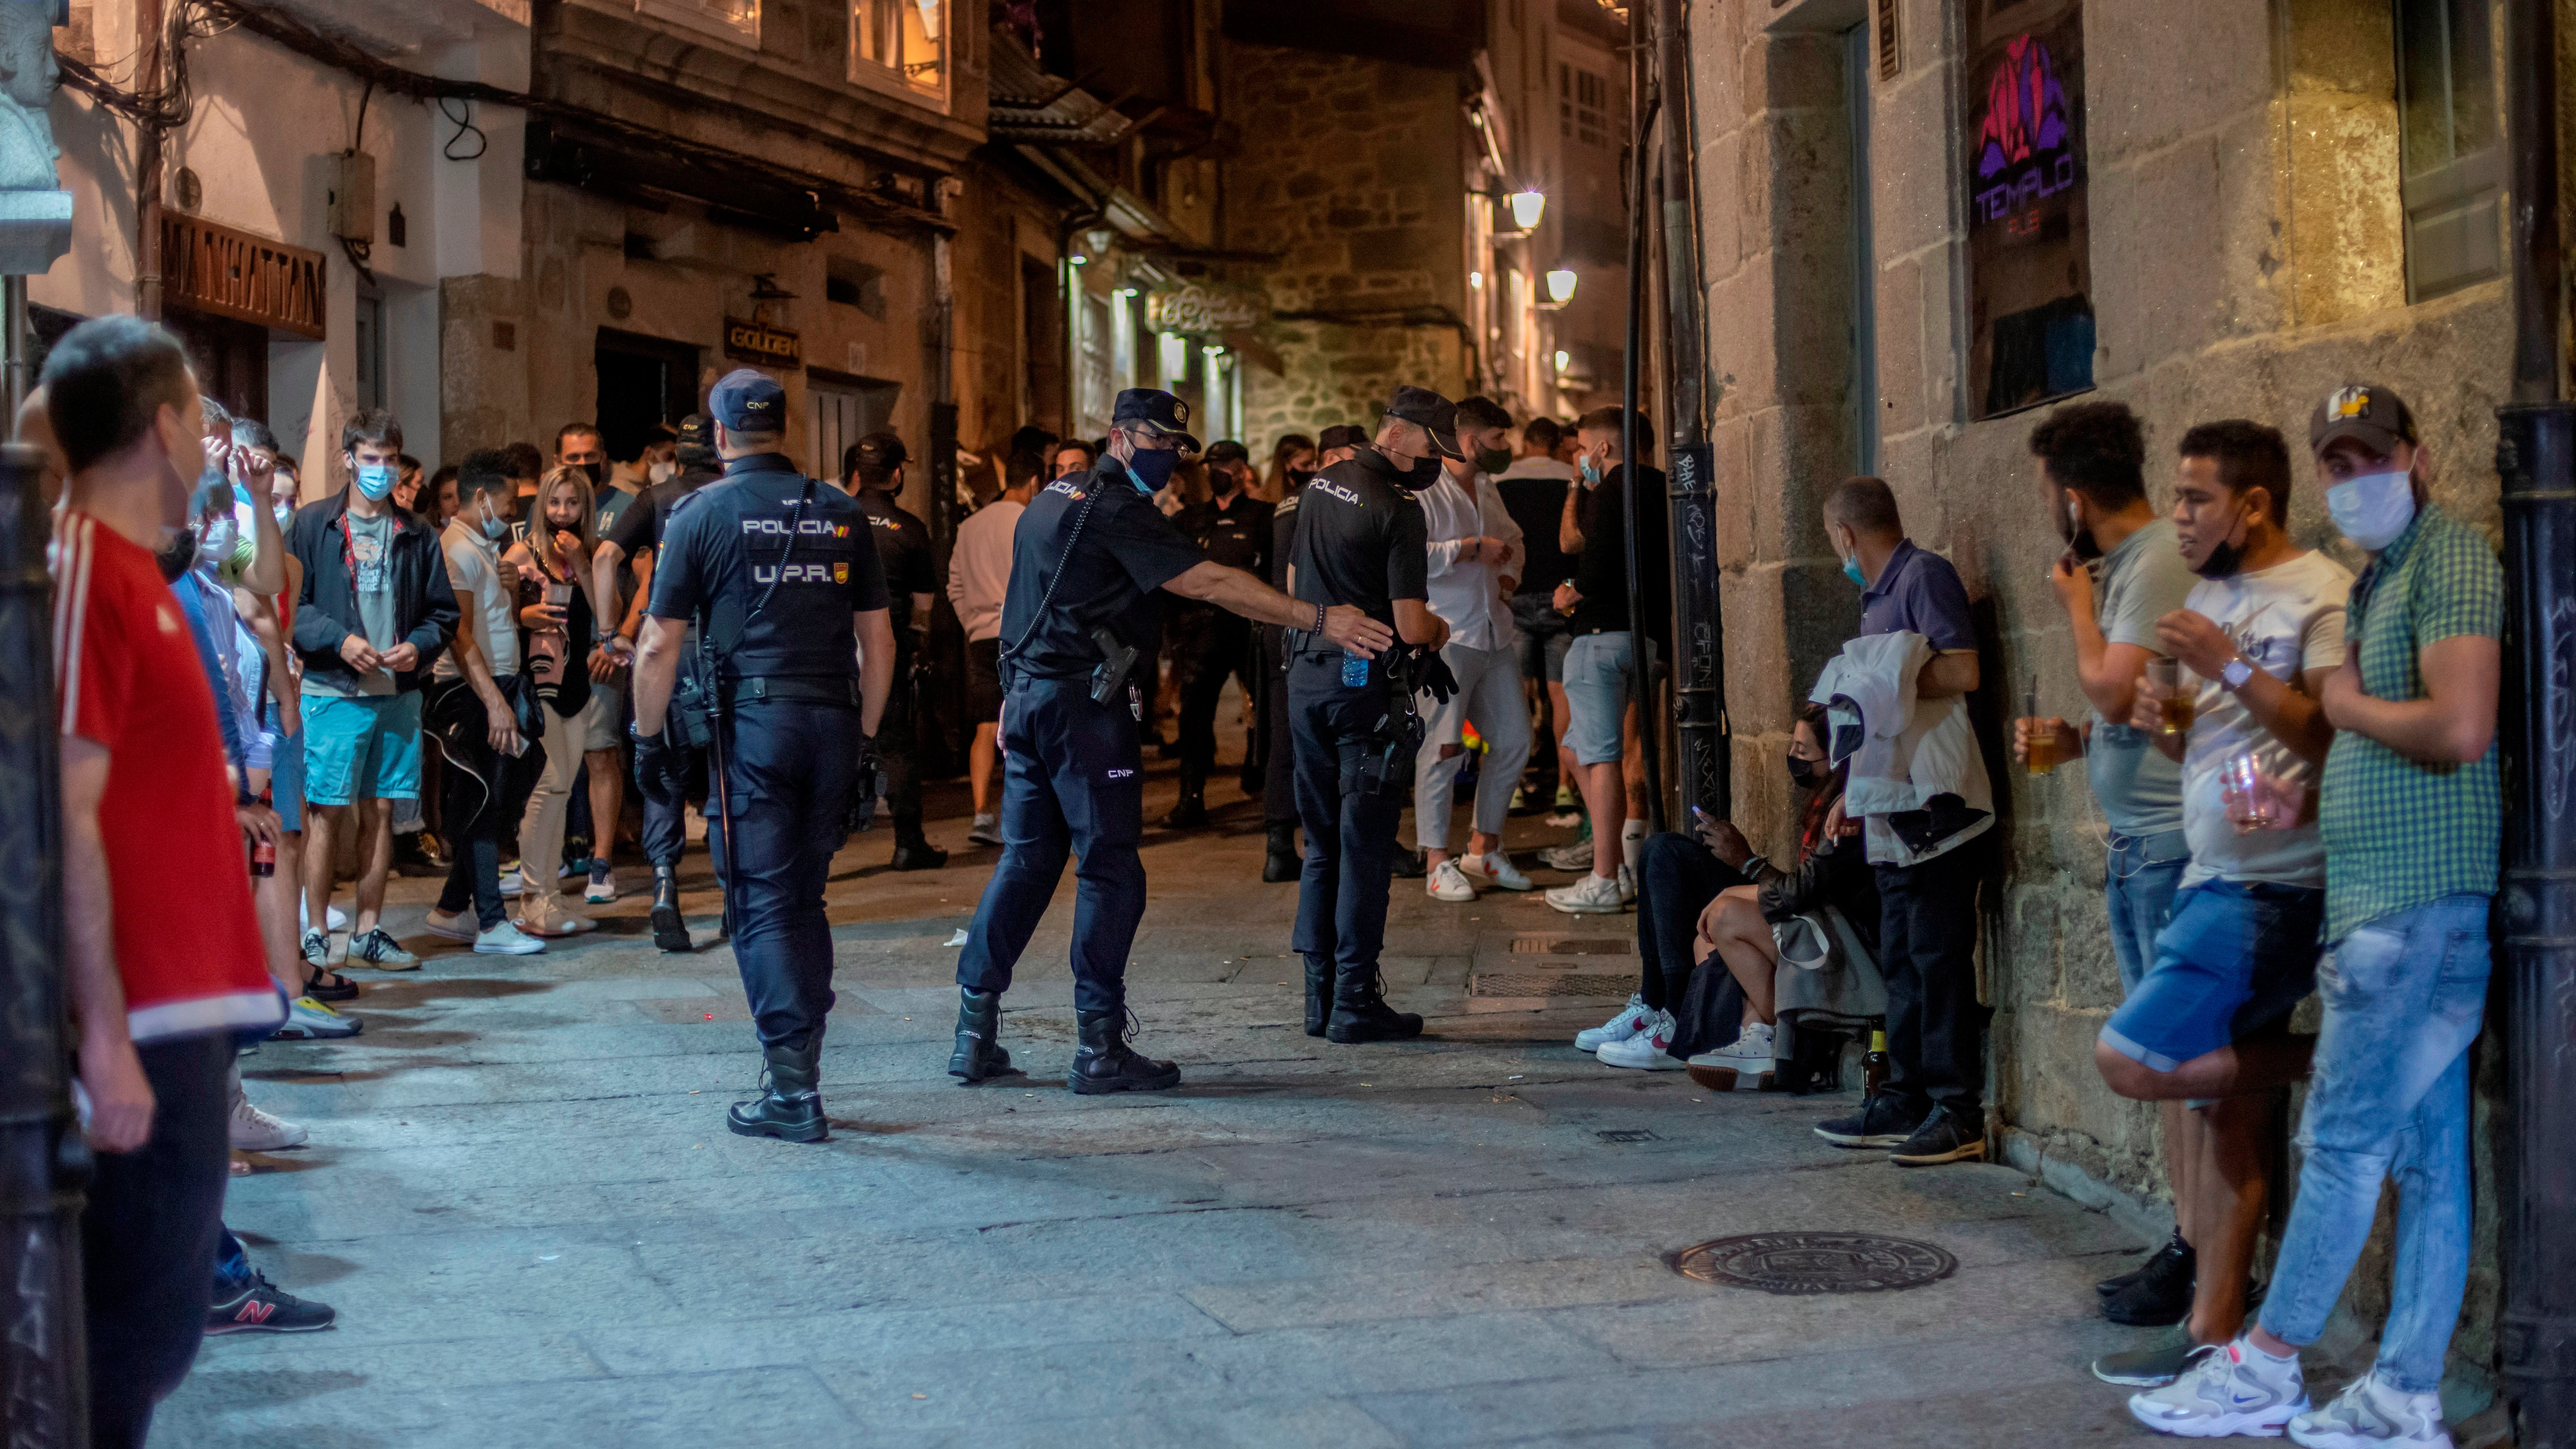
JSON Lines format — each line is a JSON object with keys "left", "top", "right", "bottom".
{"left": 2162, "top": 384, "right": 2502, "bottom": 1446}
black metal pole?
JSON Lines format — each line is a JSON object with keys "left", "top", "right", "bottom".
{"left": 1652, "top": 0, "right": 1727, "bottom": 823}
{"left": 0, "top": 439, "right": 88, "bottom": 1447}
{"left": 1616, "top": 0, "right": 1666, "bottom": 835}
{"left": 2498, "top": 0, "right": 2576, "bottom": 1442}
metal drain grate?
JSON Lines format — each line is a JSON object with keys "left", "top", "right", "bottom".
{"left": 1507, "top": 936, "right": 1632, "bottom": 955}
{"left": 1470, "top": 972, "right": 1635, "bottom": 998}
{"left": 1595, "top": 1128, "right": 1659, "bottom": 1143}
{"left": 1672, "top": 1232, "right": 1959, "bottom": 1295}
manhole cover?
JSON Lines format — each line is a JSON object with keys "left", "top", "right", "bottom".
{"left": 1508, "top": 936, "right": 1631, "bottom": 954}
{"left": 1471, "top": 972, "right": 1634, "bottom": 997}
{"left": 1671, "top": 1233, "right": 1958, "bottom": 1295}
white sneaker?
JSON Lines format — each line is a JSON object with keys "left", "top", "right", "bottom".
{"left": 1460, "top": 851, "right": 1533, "bottom": 891}
{"left": 424, "top": 909, "right": 477, "bottom": 943}
{"left": 1543, "top": 808, "right": 1583, "bottom": 829}
{"left": 1544, "top": 872, "right": 1626, "bottom": 914}
{"left": 270, "top": 997, "right": 362, "bottom": 1040}
{"left": 1685, "top": 1021, "right": 1777, "bottom": 1091}
{"left": 968, "top": 813, "right": 1004, "bottom": 847}
{"left": 474, "top": 920, "right": 547, "bottom": 956}
{"left": 585, "top": 867, "right": 619, "bottom": 904}
{"left": 1595, "top": 1011, "right": 1686, "bottom": 1069}
{"left": 2288, "top": 1372, "right": 2451, "bottom": 1448}
{"left": 2129, "top": 1338, "right": 2308, "bottom": 1438}
{"left": 1426, "top": 859, "right": 1478, "bottom": 902}
{"left": 497, "top": 867, "right": 526, "bottom": 897}
{"left": 1540, "top": 838, "right": 1594, "bottom": 872}
{"left": 1617, "top": 863, "right": 1637, "bottom": 903}
{"left": 1576, "top": 994, "right": 1654, "bottom": 1051}
{"left": 229, "top": 1093, "right": 309, "bottom": 1151}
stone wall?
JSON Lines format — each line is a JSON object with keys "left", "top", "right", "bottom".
{"left": 1221, "top": 42, "right": 1470, "bottom": 442}
{"left": 1688, "top": 0, "right": 2544, "bottom": 1407}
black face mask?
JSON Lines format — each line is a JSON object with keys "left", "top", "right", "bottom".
{"left": 1475, "top": 445, "right": 1513, "bottom": 474}
{"left": 2192, "top": 507, "right": 2251, "bottom": 579}
{"left": 1286, "top": 467, "right": 1316, "bottom": 489}
{"left": 155, "top": 527, "right": 198, "bottom": 584}
{"left": 580, "top": 461, "right": 606, "bottom": 487}
{"left": 1787, "top": 755, "right": 1819, "bottom": 789}
{"left": 1210, "top": 468, "right": 1240, "bottom": 498}
{"left": 2056, "top": 494, "right": 2101, "bottom": 562}
{"left": 1408, "top": 455, "right": 1441, "bottom": 487}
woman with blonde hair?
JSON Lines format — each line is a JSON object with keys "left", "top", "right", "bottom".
{"left": 505, "top": 465, "right": 610, "bottom": 937}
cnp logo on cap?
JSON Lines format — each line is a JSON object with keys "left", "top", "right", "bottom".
{"left": 1111, "top": 388, "right": 1201, "bottom": 453}
{"left": 709, "top": 368, "right": 786, "bottom": 433}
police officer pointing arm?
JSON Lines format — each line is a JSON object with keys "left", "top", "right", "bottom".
{"left": 630, "top": 370, "right": 896, "bottom": 1143}
{"left": 949, "top": 389, "right": 1394, "bottom": 1095}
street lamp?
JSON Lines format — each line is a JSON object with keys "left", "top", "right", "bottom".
{"left": 1509, "top": 189, "right": 1546, "bottom": 230}
{"left": 1554, "top": 348, "right": 1571, "bottom": 373}
{"left": 1544, "top": 268, "right": 1578, "bottom": 305}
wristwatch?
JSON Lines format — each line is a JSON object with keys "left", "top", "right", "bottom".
{"left": 2219, "top": 656, "right": 2256, "bottom": 692}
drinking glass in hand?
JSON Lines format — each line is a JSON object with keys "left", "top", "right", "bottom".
{"left": 2146, "top": 657, "right": 2193, "bottom": 736}
{"left": 2220, "top": 751, "right": 2279, "bottom": 833}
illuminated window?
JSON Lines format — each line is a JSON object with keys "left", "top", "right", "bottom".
{"left": 852, "top": 0, "right": 948, "bottom": 104}
{"left": 1560, "top": 64, "right": 1611, "bottom": 149}
{"left": 637, "top": 0, "right": 758, "bottom": 46}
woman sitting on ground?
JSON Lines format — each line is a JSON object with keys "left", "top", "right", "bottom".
{"left": 1578, "top": 704, "right": 1880, "bottom": 1083}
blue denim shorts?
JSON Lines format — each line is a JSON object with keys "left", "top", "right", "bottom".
{"left": 2105, "top": 828, "right": 2190, "bottom": 995}
{"left": 299, "top": 691, "right": 423, "bottom": 806}
{"left": 1559, "top": 630, "right": 1631, "bottom": 766}
{"left": 2101, "top": 877, "right": 2322, "bottom": 1072}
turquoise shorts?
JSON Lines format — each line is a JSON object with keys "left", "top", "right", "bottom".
{"left": 299, "top": 691, "right": 422, "bottom": 806}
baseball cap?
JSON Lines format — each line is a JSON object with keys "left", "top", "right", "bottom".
{"left": 1111, "top": 388, "right": 1201, "bottom": 453}
{"left": 1317, "top": 424, "right": 1368, "bottom": 452}
{"left": 707, "top": 368, "right": 786, "bottom": 435}
{"left": 2309, "top": 384, "right": 2418, "bottom": 457}
{"left": 1384, "top": 385, "right": 1461, "bottom": 458}
{"left": 849, "top": 431, "right": 907, "bottom": 472}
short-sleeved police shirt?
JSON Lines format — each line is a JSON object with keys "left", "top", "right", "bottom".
{"left": 857, "top": 488, "right": 937, "bottom": 631}
{"left": 646, "top": 454, "right": 891, "bottom": 680}
{"left": 608, "top": 465, "right": 722, "bottom": 561}
{"left": 997, "top": 457, "right": 1207, "bottom": 682}
{"left": 1288, "top": 446, "right": 1430, "bottom": 628}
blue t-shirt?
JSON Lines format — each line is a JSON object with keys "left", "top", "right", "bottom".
{"left": 1858, "top": 539, "right": 1976, "bottom": 651}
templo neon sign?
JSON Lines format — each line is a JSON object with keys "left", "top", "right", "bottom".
{"left": 1971, "top": 34, "right": 2075, "bottom": 229}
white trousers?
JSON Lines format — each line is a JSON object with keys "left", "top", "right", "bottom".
{"left": 1413, "top": 640, "right": 1532, "bottom": 850}
{"left": 515, "top": 697, "right": 588, "bottom": 930}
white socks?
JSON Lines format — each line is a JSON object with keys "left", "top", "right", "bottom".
{"left": 1621, "top": 818, "right": 1646, "bottom": 872}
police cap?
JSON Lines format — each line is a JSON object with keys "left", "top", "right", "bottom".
{"left": 1111, "top": 387, "right": 1201, "bottom": 454}
{"left": 1384, "top": 385, "right": 1461, "bottom": 458}
{"left": 1317, "top": 424, "right": 1368, "bottom": 452}
{"left": 849, "top": 431, "right": 907, "bottom": 472}
{"left": 709, "top": 368, "right": 787, "bottom": 435}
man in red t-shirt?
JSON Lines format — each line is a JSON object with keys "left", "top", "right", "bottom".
{"left": 47, "top": 316, "right": 285, "bottom": 1448}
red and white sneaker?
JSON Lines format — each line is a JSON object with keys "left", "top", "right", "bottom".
{"left": 1595, "top": 1011, "right": 1687, "bottom": 1070}
{"left": 1575, "top": 994, "right": 1654, "bottom": 1052}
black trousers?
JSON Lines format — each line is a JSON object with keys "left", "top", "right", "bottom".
{"left": 1260, "top": 626, "right": 1298, "bottom": 826}
{"left": 429, "top": 680, "right": 543, "bottom": 930}
{"left": 1287, "top": 652, "right": 1404, "bottom": 982}
{"left": 1876, "top": 840, "right": 1990, "bottom": 1118}
{"left": 83, "top": 1032, "right": 233, "bottom": 1449}
{"left": 876, "top": 638, "right": 925, "bottom": 841}
{"left": 1635, "top": 832, "right": 1749, "bottom": 1011}
{"left": 707, "top": 701, "right": 858, "bottom": 1054}
{"left": 1171, "top": 609, "right": 1254, "bottom": 782}
{"left": 637, "top": 738, "right": 709, "bottom": 869}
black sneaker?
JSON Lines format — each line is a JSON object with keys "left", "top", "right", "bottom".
{"left": 2100, "top": 1232, "right": 2193, "bottom": 1297}
{"left": 2091, "top": 1332, "right": 2214, "bottom": 1387}
{"left": 891, "top": 841, "right": 948, "bottom": 871}
{"left": 206, "top": 1274, "right": 337, "bottom": 1335}
{"left": 1812, "top": 1091, "right": 1928, "bottom": 1149}
{"left": 2102, "top": 1238, "right": 2199, "bottom": 1326}
{"left": 1390, "top": 849, "right": 1426, "bottom": 880}
{"left": 1889, "top": 1104, "right": 1986, "bottom": 1166}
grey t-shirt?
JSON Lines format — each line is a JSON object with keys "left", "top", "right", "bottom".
{"left": 343, "top": 509, "right": 401, "bottom": 696}
{"left": 2086, "top": 520, "right": 2197, "bottom": 836}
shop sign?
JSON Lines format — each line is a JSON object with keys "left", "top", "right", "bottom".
{"left": 1962, "top": 0, "right": 2090, "bottom": 419}
{"left": 724, "top": 317, "right": 801, "bottom": 367}
{"left": 1146, "top": 281, "right": 1265, "bottom": 334}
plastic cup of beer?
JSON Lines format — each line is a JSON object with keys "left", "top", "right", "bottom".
{"left": 545, "top": 582, "right": 573, "bottom": 609}
{"left": 2147, "top": 658, "right": 2192, "bottom": 736}
{"left": 2219, "top": 751, "right": 2276, "bottom": 833}
{"left": 2025, "top": 725, "right": 2058, "bottom": 775}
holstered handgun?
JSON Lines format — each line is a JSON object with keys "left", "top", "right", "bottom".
{"left": 1088, "top": 623, "right": 1139, "bottom": 708}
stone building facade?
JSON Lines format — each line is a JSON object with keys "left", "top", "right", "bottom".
{"left": 1683, "top": 0, "right": 2547, "bottom": 1407}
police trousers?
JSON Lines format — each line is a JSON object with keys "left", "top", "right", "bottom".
{"left": 1288, "top": 651, "right": 1405, "bottom": 982}
{"left": 957, "top": 675, "right": 1147, "bottom": 1014}
{"left": 1260, "top": 625, "right": 1298, "bottom": 826}
{"left": 707, "top": 700, "right": 857, "bottom": 1055}
{"left": 876, "top": 636, "right": 925, "bottom": 840}
{"left": 1171, "top": 607, "right": 1254, "bottom": 781}
{"left": 637, "top": 738, "right": 709, "bottom": 870}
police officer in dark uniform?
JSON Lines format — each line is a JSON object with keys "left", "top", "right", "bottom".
{"left": 1259, "top": 424, "right": 1365, "bottom": 880}
{"left": 842, "top": 431, "right": 946, "bottom": 870}
{"left": 1287, "top": 388, "right": 1454, "bottom": 1044}
{"left": 948, "top": 388, "right": 1392, "bottom": 1092}
{"left": 1162, "top": 439, "right": 1274, "bottom": 827}
{"left": 594, "top": 414, "right": 728, "bottom": 951}
{"left": 632, "top": 370, "right": 897, "bottom": 1141}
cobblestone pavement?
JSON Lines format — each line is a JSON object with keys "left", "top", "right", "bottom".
{"left": 165, "top": 725, "right": 2182, "bottom": 1447}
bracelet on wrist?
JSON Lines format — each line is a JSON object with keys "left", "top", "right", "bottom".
{"left": 1313, "top": 602, "right": 1326, "bottom": 634}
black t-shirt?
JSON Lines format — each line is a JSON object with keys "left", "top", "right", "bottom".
{"left": 1568, "top": 463, "right": 1671, "bottom": 647}
{"left": 997, "top": 458, "right": 1207, "bottom": 683}
{"left": 645, "top": 454, "right": 892, "bottom": 680}
{"left": 857, "top": 488, "right": 936, "bottom": 632}
{"left": 1496, "top": 472, "right": 1573, "bottom": 597}
{"left": 606, "top": 463, "right": 722, "bottom": 561}
{"left": 1287, "top": 445, "right": 1429, "bottom": 628}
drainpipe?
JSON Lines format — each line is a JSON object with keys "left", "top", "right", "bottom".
{"left": 0, "top": 441, "right": 87, "bottom": 1448}
{"left": 2496, "top": 0, "right": 2576, "bottom": 1441}
{"left": 1654, "top": 0, "right": 1727, "bottom": 821}
{"left": 1615, "top": 0, "right": 1665, "bottom": 834}
{"left": 135, "top": 0, "right": 164, "bottom": 320}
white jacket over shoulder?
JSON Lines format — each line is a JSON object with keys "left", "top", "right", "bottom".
{"left": 1810, "top": 630, "right": 1993, "bottom": 867}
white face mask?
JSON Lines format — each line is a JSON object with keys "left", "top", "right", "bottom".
{"left": 196, "top": 511, "right": 238, "bottom": 569}
{"left": 647, "top": 461, "right": 676, "bottom": 485}
{"left": 2325, "top": 470, "right": 2416, "bottom": 552}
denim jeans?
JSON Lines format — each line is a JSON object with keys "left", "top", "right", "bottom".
{"left": 2104, "top": 828, "right": 2189, "bottom": 995}
{"left": 1634, "top": 832, "right": 1749, "bottom": 1012}
{"left": 2256, "top": 892, "right": 2493, "bottom": 1393}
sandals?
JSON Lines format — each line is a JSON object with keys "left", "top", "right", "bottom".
{"left": 301, "top": 963, "right": 360, "bottom": 1002}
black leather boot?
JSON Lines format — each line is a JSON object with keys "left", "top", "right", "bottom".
{"left": 726, "top": 1042, "right": 827, "bottom": 1142}
{"left": 1263, "top": 823, "right": 1301, "bottom": 883}
{"left": 891, "top": 827, "right": 948, "bottom": 871}
{"left": 1162, "top": 770, "right": 1209, "bottom": 828}
{"left": 1303, "top": 955, "right": 1333, "bottom": 1038}
{"left": 1326, "top": 966, "right": 1423, "bottom": 1044}
{"left": 1068, "top": 1008, "right": 1182, "bottom": 1094}
{"left": 947, "top": 986, "right": 1016, "bottom": 1082}
{"left": 650, "top": 866, "right": 690, "bottom": 953}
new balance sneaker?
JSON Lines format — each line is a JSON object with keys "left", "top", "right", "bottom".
{"left": 968, "top": 813, "right": 1005, "bottom": 847}
{"left": 1426, "top": 859, "right": 1478, "bottom": 902}
{"left": 1540, "top": 837, "right": 1594, "bottom": 872}
{"left": 585, "top": 864, "right": 619, "bottom": 904}
{"left": 2094, "top": 1332, "right": 2215, "bottom": 1389}
{"left": 270, "top": 997, "right": 361, "bottom": 1040}
{"left": 474, "top": 921, "right": 547, "bottom": 956}
{"left": 206, "top": 1274, "right": 337, "bottom": 1335}
{"left": 2288, "top": 1370, "right": 2452, "bottom": 1448}
{"left": 228, "top": 1093, "right": 309, "bottom": 1151}
{"left": 423, "top": 909, "right": 478, "bottom": 944}
{"left": 1813, "top": 1090, "right": 1929, "bottom": 1148}
{"left": 347, "top": 928, "right": 418, "bottom": 970}
{"left": 1575, "top": 994, "right": 1654, "bottom": 1052}
{"left": 298, "top": 928, "right": 330, "bottom": 967}
{"left": 1889, "top": 1104, "right": 1986, "bottom": 1166}
{"left": 1544, "top": 871, "right": 1626, "bottom": 914}
{"left": 1459, "top": 851, "right": 1533, "bottom": 891}
{"left": 2129, "top": 1337, "right": 2307, "bottom": 1438}
{"left": 1595, "top": 1012, "right": 1687, "bottom": 1069}
{"left": 1685, "top": 1020, "right": 1776, "bottom": 1092}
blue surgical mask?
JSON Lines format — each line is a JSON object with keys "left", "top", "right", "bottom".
{"left": 2325, "top": 469, "right": 2416, "bottom": 552}
{"left": 355, "top": 463, "right": 398, "bottom": 501}
{"left": 1579, "top": 455, "right": 1601, "bottom": 487}
{"left": 1123, "top": 447, "right": 1179, "bottom": 495}
{"left": 480, "top": 499, "right": 509, "bottom": 541}
{"left": 1841, "top": 554, "right": 1866, "bottom": 588}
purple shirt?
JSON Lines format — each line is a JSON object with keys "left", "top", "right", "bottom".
{"left": 1858, "top": 539, "right": 1976, "bottom": 652}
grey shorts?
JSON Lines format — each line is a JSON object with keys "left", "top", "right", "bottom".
{"left": 582, "top": 674, "right": 627, "bottom": 753}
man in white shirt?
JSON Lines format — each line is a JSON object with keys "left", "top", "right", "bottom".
{"left": 949, "top": 449, "right": 1040, "bottom": 845}
{"left": 1414, "top": 396, "right": 1533, "bottom": 901}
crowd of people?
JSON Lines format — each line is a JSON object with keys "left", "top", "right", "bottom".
{"left": 36, "top": 291, "right": 2495, "bottom": 1449}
